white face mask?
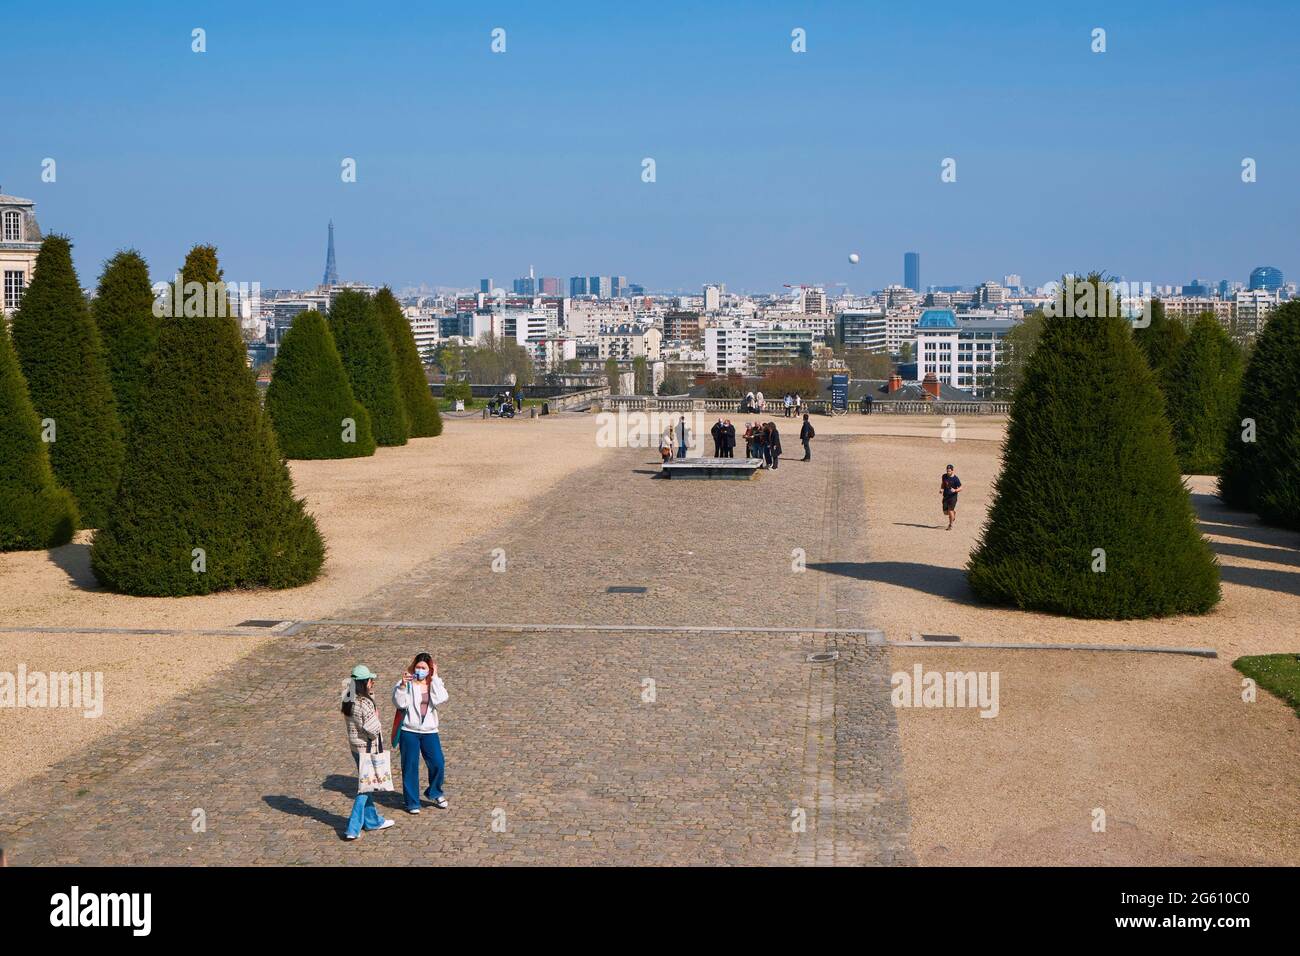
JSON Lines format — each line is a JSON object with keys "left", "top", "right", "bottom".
{"left": 414, "top": 668, "right": 429, "bottom": 680}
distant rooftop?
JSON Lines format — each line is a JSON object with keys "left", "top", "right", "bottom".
{"left": 0, "top": 194, "right": 36, "bottom": 205}
{"left": 916, "top": 309, "right": 958, "bottom": 329}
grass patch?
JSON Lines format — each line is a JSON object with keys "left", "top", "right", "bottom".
{"left": 1233, "top": 654, "right": 1300, "bottom": 716}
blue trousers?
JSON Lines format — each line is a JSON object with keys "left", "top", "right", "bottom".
{"left": 399, "top": 729, "right": 445, "bottom": 810}
{"left": 347, "top": 751, "right": 387, "bottom": 838}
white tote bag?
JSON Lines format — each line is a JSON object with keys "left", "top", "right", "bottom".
{"left": 357, "top": 733, "right": 394, "bottom": 793}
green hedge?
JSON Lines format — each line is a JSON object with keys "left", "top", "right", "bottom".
{"left": 90, "top": 245, "right": 324, "bottom": 595}
{"left": 0, "top": 322, "right": 79, "bottom": 550}
{"left": 1165, "top": 314, "right": 1243, "bottom": 476}
{"left": 967, "top": 276, "right": 1220, "bottom": 619}
{"left": 268, "top": 310, "right": 376, "bottom": 459}
{"left": 1219, "top": 300, "right": 1300, "bottom": 530}
{"left": 328, "top": 289, "right": 408, "bottom": 446}
{"left": 374, "top": 287, "right": 442, "bottom": 437}
{"left": 10, "top": 235, "right": 125, "bottom": 528}
{"left": 92, "top": 250, "right": 159, "bottom": 438}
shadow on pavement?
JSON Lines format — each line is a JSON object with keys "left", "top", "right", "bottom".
{"left": 808, "top": 561, "right": 976, "bottom": 604}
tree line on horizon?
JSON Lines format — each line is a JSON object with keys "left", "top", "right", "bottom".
{"left": 1, "top": 234, "right": 443, "bottom": 597}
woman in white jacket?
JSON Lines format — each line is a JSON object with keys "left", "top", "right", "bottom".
{"left": 393, "top": 652, "right": 449, "bottom": 814}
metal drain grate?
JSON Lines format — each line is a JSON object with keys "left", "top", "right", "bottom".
{"left": 606, "top": 586, "right": 648, "bottom": 594}
{"left": 238, "top": 620, "right": 287, "bottom": 628}
{"left": 806, "top": 650, "right": 840, "bottom": 663}
{"left": 920, "top": 634, "right": 961, "bottom": 643}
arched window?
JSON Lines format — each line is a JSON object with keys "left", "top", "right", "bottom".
{"left": 2, "top": 210, "right": 22, "bottom": 242}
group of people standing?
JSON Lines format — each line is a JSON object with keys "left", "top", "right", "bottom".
{"left": 709, "top": 419, "right": 738, "bottom": 457}
{"left": 339, "top": 653, "right": 450, "bottom": 841}
{"left": 743, "top": 421, "right": 783, "bottom": 468}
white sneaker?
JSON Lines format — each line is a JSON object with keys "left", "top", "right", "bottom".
{"left": 345, "top": 833, "right": 359, "bottom": 840}
{"left": 431, "top": 796, "right": 449, "bottom": 810}
{"left": 374, "top": 819, "right": 396, "bottom": 831}
{"left": 406, "top": 807, "right": 421, "bottom": 815}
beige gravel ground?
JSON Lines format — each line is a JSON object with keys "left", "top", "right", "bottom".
{"left": 0, "top": 414, "right": 608, "bottom": 787}
{"left": 4, "top": 411, "right": 1298, "bottom": 867}
{"left": 846, "top": 430, "right": 1300, "bottom": 865}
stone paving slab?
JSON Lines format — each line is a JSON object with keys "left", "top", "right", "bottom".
{"left": 0, "top": 438, "right": 914, "bottom": 865}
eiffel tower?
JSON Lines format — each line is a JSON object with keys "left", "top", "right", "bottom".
{"left": 322, "top": 220, "right": 339, "bottom": 286}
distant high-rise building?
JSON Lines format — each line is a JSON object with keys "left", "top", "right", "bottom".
{"left": 703, "top": 285, "right": 721, "bottom": 311}
{"left": 589, "top": 275, "right": 612, "bottom": 298}
{"left": 539, "top": 276, "right": 561, "bottom": 295}
{"left": 1181, "top": 278, "right": 1211, "bottom": 297}
{"left": 904, "top": 252, "right": 920, "bottom": 292}
{"left": 480, "top": 278, "right": 493, "bottom": 293}
{"left": 1248, "top": 265, "right": 1283, "bottom": 292}
{"left": 570, "top": 276, "right": 589, "bottom": 297}
{"left": 1003, "top": 274, "right": 1022, "bottom": 289}
{"left": 612, "top": 275, "right": 627, "bottom": 297}
{"left": 322, "top": 220, "right": 339, "bottom": 286}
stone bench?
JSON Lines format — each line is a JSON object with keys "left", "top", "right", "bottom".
{"left": 660, "top": 457, "right": 764, "bottom": 480}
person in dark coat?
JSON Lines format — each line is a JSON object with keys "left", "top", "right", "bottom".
{"left": 799, "top": 413, "right": 815, "bottom": 461}
{"left": 710, "top": 419, "right": 723, "bottom": 457}
{"left": 722, "top": 419, "right": 735, "bottom": 458}
{"left": 768, "top": 422, "right": 782, "bottom": 469}
{"left": 752, "top": 422, "right": 767, "bottom": 467}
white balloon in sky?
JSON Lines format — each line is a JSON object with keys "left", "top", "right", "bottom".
{"left": 848, "top": 253, "right": 860, "bottom": 264}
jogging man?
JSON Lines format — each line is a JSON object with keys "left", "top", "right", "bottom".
{"left": 941, "top": 463, "right": 962, "bottom": 530}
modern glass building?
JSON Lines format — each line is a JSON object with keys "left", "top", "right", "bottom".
{"left": 1248, "top": 266, "right": 1283, "bottom": 292}
{"left": 904, "top": 251, "right": 920, "bottom": 292}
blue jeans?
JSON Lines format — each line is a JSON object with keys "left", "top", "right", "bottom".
{"left": 347, "top": 751, "right": 388, "bottom": 838}
{"left": 677, "top": 444, "right": 687, "bottom": 459}
{"left": 399, "top": 729, "right": 445, "bottom": 810}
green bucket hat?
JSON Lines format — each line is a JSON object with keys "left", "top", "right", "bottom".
{"left": 350, "top": 664, "right": 378, "bottom": 680}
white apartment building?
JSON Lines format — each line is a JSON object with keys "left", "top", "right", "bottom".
{"left": 703, "top": 285, "right": 721, "bottom": 312}
{"left": 705, "top": 324, "right": 756, "bottom": 375}
{"left": 1234, "top": 289, "right": 1279, "bottom": 339}
{"left": 797, "top": 287, "right": 827, "bottom": 315}
{"left": 915, "top": 309, "right": 1016, "bottom": 395}
{"left": 404, "top": 308, "right": 442, "bottom": 357}
{"left": 597, "top": 324, "right": 662, "bottom": 361}
{"left": 886, "top": 310, "right": 920, "bottom": 354}
{"left": 752, "top": 326, "right": 815, "bottom": 370}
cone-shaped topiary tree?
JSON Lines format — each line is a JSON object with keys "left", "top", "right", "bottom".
{"left": 90, "top": 245, "right": 324, "bottom": 595}
{"left": 92, "top": 250, "right": 159, "bottom": 438}
{"left": 10, "top": 235, "right": 125, "bottom": 528}
{"left": 374, "top": 287, "right": 442, "bottom": 437}
{"left": 1132, "top": 298, "right": 1187, "bottom": 391}
{"left": 328, "top": 289, "right": 408, "bottom": 446}
{"left": 967, "top": 275, "right": 1220, "bottom": 619}
{"left": 1219, "top": 300, "right": 1300, "bottom": 530}
{"left": 0, "top": 322, "right": 79, "bottom": 550}
{"left": 1165, "top": 314, "right": 1244, "bottom": 476}
{"left": 267, "top": 310, "right": 376, "bottom": 459}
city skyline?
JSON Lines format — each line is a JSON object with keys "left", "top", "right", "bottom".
{"left": 9, "top": 0, "right": 1299, "bottom": 292}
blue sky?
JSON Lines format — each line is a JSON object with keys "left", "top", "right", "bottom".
{"left": 7, "top": 0, "right": 1299, "bottom": 293}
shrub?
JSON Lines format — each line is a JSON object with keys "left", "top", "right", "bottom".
{"left": 10, "top": 235, "right": 125, "bottom": 528}
{"left": 966, "top": 275, "right": 1220, "bottom": 619}
{"left": 328, "top": 289, "right": 408, "bottom": 446}
{"left": 0, "top": 322, "right": 79, "bottom": 550}
{"left": 92, "top": 250, "right": 159, "bottom": 437}
{"left": 1218, "top": 300, "right": 1300, "bottom": 530}
{"left": 267, "top": 310, "right": 376, "bottom": 459}
{"left": 90, "top": 245, "right": 324, "bottom": 595}
{"left": 374, "top": 288, "right": 441, "bottom": 437}
{"left": 1165, "top": 314, "right": 1243, "bottom": 475}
